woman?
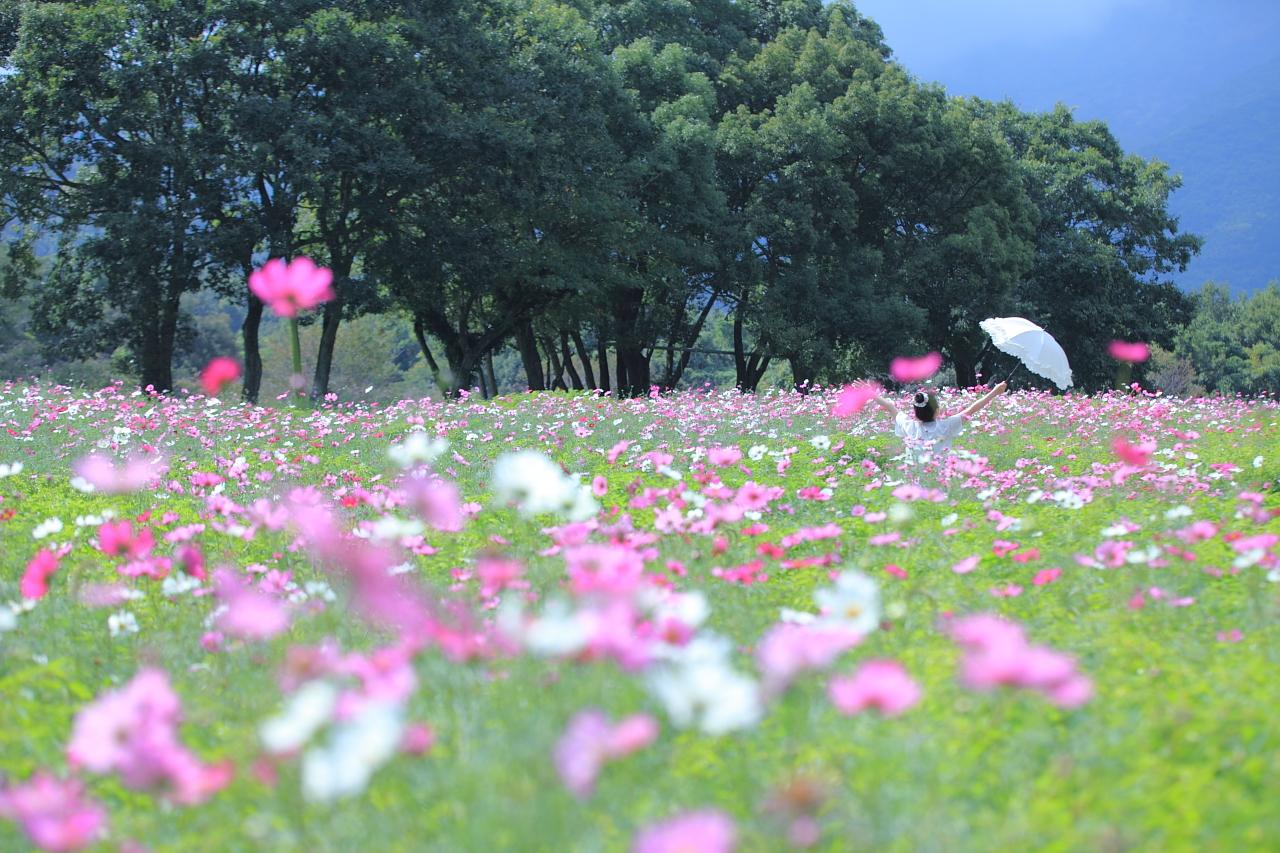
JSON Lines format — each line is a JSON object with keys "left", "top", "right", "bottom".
{"left": 874, "top": 382, "right": 1007, "bottom": 463}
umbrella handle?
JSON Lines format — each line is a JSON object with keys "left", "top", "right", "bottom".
{"left": 1005, "top": 362, "right": 1022, "bottom": 385}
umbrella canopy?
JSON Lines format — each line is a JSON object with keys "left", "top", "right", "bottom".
{"left": 979, "top": 317, "right": 1073, "bottom": 390}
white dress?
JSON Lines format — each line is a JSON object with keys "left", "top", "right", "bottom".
{"left": 894, "top": 411, "right": 966, "bottom": 463}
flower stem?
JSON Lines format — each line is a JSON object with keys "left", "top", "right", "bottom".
{"left": 289, "top": 318, "right": 304, "bottom": 402}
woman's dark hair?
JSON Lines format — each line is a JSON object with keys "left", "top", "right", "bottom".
{"left": 912, "top": 390, "right": 939, "bottom": 423}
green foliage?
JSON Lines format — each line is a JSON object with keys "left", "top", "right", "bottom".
{"left": 1174, "top": 281, "right": 1280, "bottom": 394}
{"left": 0, "top": 0, "right": 1207, "bottom": 397}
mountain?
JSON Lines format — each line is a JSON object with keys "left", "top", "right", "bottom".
{"left": 857, "top": 0, "right": 1280, "bottom": 293}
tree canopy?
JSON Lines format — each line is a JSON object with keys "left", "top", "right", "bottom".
{"left": 0, "top": 0, "right": 1211, "bottom": 397}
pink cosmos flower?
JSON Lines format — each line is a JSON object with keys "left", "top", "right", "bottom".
{"left": 889, "top": 352, "right": 942, "bottom": 383}
{"left": 951, "top": 555, "right": 980, "bottom": 574}
{"left": 0, "top": 772, "right": 106, "bottom": 852}
{"left": 214, "top": 569, "right": 290, "bottom": 640}
{"left": 592, "top": 475, "right": 609, "bottom": 497}
{"left": 827, "top": 660, "right": 922, "bottom": 717}
{"left": 405, "top": 477, "right": 464, "bottom": 532}
{"left": 554, "top": 709, "right": 659, "bottom": 798}
{"left": 1032, "top": 568, "right": 1062, "bottom": 586}
{"left": 73, "top": 453, "right": 168, "bottom": 493}
{"left": 948, "top": 614, "right": 1092, "bottom": 708}
{"left": 832, "top": 381, "right": 882, "bottom": 416}
{"left": 199, "top": 357, "right": 241, "bottom": 396}
{"left": 248, "top": 257, "right": 334, "bottom": 318}
{"left": 475, "top": 557, "right": 524, "bottom": 598}
{"left": 706, "top": 446, "right": 742, "bottom": 466}
{"left": 633, "top": 809, "right": 737, "bottom": 853}
{"left": 21, "top": 550, "right": 60, "bottom": 600}
{"left": 1111, "top": 435, "right": 1153, "bottom": 467}
{"left": 1107, "top": 340, "right": 1150, "bottom": 363}
{"left": 67, "top": 668, "right": 232, "bottom": 805}
{"left": 97, "top": 520, "right": 154, "bottom": 559}
{"left": 402, "top": 723, "right": 436, "bottom": 755}
{"left": 756, "top": 623, "right": 864, "bottom": 697}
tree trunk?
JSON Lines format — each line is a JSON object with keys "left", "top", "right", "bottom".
{"left": 615, "top": 346, "right": 629, "bottom": 394}
{"left": 412, "top": 313, "right": 444, "bottom": 393}
{"left": 241, "top": 292, "right": 264, "bottom": 404}
{"left": 789, "top": 356, "right": 814, "bottom": 393}
{"left": 310, "top": 297, "right": 342, "bottom": 401}
{"left": 733, "top": 303, "right": 749, "bottom": 390}
{"left": 477, "top": 363, "right": 490, "bottom": 399}
{"left": 561, "top": 332, "right": 583, "bottom": 390}
{"left": 596, "top": 337, "right": 611, "bottom": 392}
{"left": 544, "top": 334, "right": 567, "bottom": 391}
{"left": 485, "top": 351, "right": 499, "bottom": 397}
{"left": 954, "top": 356, "right": 977, "bottom": 389}
{"left": 515, "top": 320, "right": 545, "bottom": 391}
{"left": 571, "top": 330, "right": 597, "bottom": 389}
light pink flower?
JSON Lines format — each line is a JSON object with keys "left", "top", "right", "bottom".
{"left": 889, "top": 352, "right": 942, "bottom": 383}
{"left": 951, "top": 555, "right": 979, "bottom": 574}
{"left": 0, "top": 772, "right": 106, "bottom": 852}
{"left": 248, "top": 257, "right": 335, "bottom": 317}
{"left": 405, "top": 478, "right": 464, "bottom": 532}
{"left": 706, "top": 446, "right": 742, "bottom": 466}
{"left": 73, "top": 453, "right": 167, "bottom": 493}
{"left": 215, "top": 569, "right": 290, "bottom": 640}
{"left": 756, "top": 623, "right": 863, "bottom": 697}
{"left": 554, "top": 709, "right": 658, "bottom": 798}
{"left": 832, "top": 381, "right": 882, "bottom": 416}
{"left": 592, "top": 475, "right": 609, "bottom": 497}
{"left": 1107, "top": 340, "right": 1150, "bottom": 362}
{"left": 827, "top": 660, "right": 921, "bottom": 717}
{"left": 199, "top": 357, "right": 241, "bottom": 395}
{"left": 633, "top": 809, "right": 737, "bottom": 853}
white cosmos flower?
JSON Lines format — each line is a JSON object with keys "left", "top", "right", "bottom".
{"left": 161, "top": 573, "right": 202, "bottom": 597}
{"left": 387, "top": 432, "right": 448, "bottom": 469}
{"left": 0, "top": 608, "right": 16, "bottom": 632}
{"left": 367, "top": 516, "right": 425, "bottom": 541}
{"left": 301, "top": 701, "right": 403, "bottom": 802}
{"left": 647, "top": 635, "right": 763, "bottom": 735}
{"left": 809, "top": 435, "right": 831, "bottom": 451}
{"left": 747, "top": 445, "right": 768, "bottom": 461}
{"left": 1164, "top": 505, "right": 1193, "bottom": 520}
{"left": 108, "top": 610, "right": 139, "bottom": 637}
{"left": 32, "top": 518, "right": 63, "bottom": 540}
{"left": 0, "top": 462, "right": 23, "bottom": 478}
{"left": 813, "top": 570, "right": 881, "bottom": 635}
{"left": 491, "top": 451, "right": 591, "bottom": 518}
{"left": 260, "top": 680, "right": 339, "bottom": 754}
{"left": 1254, "top": 456, "right": 1264, "bottom": 469}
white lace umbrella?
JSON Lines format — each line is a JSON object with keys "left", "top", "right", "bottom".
{"left": 978, "top": 316, "right": 1073, "bottom": 390}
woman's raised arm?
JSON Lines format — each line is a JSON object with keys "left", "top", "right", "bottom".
{"left": 960, "top": 382, "right": 1007, "bottom": 419}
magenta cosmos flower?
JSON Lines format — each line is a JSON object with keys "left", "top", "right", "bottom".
{"left": 889, "top": 352, "right": 942, "bottom": 383}
{"left": 199, "top": 357, "right": 241, "bottom": 395}
{"left": 1107, "top": 340, "right": 1150, "bottom": 363}
{"left": 832, "top": 381, "right": 882, "bottom": 416}
{"left": 248, "top": 257, "right": 335, "bottom": 317}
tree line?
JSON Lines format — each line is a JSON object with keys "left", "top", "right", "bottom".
{"left": 0, "top": 0, "right": 1205, "bottom": 399}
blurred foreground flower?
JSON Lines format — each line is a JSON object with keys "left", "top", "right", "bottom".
{"left": 554, "top": 709, "right": 659, "bottom": 798}
{"left": 633, "top": 809, "right": 737, "bottom": 853}
{"left": 248, "top": 257, "right": 334, "bottom": 318}
{"left": 199, "top": 357, "right": 241, "bottom": 396}
{"left": 889, "top": 352, "right": 942, "bottom": 383}
{"left": 0, "top": 773, "right": 106, "bottom": 852}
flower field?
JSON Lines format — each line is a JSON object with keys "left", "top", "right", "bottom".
{"left": 0, "top": 382, "right": 1278, "bottom": 851}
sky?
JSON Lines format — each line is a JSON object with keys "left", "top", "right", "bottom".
{"left": 853, "top": 0, "right": 1280, "bottom": 290}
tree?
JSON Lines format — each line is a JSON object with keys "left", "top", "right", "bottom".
{"left": 1175, "top": 281, "right": 1280, "bottom": 394}
{"left": 980, "top": 102, "right": 1201, "bottom": 390}
{"left": 0, "top": 0, "right": 242, "bottom": 392}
